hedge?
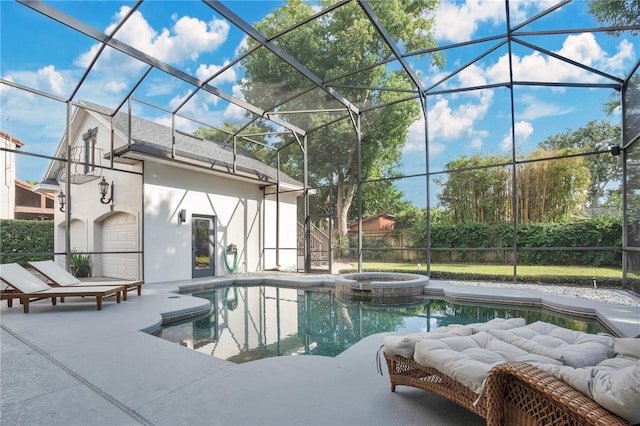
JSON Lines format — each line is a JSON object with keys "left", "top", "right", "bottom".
{"left": 412, "top": 216, "right": 622, "bottom": 267}
{"left": 0, "top": 219, "right": 54, "bottom": 264}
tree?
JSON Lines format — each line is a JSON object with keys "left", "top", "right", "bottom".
{"left": 587, "top": 0, "right": 639, "bottom": 35}
{"left": 239, "top": 0, "right": 442, "bottom": 242}
{"left": 347, "top": 178, "right": 409, "bottom": 224}
{"left": 516, "top": 149, "right": 590, "bottom": 223}
{"left": 539, "top": 120, "right": 622, "bottom": 208}
{"left": 435, "top": 150, "right": 591, "bottom": 225}
{"left": 434, "top": 154, "right": 511, "bottom": 225}
{"left": 194, "top": 121, "right": 278, "bottom": 164}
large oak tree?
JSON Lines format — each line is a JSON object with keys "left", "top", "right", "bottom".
{"left": 238, "top": 0, "right": 442, "bottom": 241}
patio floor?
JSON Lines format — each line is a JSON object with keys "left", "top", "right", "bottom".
{"left": 1, "top": 277, "right": 639, "bottom": 426}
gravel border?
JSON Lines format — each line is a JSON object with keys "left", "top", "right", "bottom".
{"left": 446, "top": 280, "right": 640, "bottom": 307}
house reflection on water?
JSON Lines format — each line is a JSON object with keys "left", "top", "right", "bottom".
{"left": 159, "top": 286, "right": 604, "bottom": 363}
{"left": 159, "top": 286, "right": 432, "bottom": 363}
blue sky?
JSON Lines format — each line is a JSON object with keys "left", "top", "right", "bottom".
{"left": 1, "top": 0, "right": 638, "bottom": 208}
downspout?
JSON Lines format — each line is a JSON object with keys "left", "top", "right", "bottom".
{"left": 233, "top": 136, "right": 237, "bottom": 173}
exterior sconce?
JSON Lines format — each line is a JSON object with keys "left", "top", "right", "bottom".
{"left": 57, "top": 190, "right": 66, "bottom": 212}
{"left": 98, "top": 176, "right": 114, "bottom": 205}
{"left": 610, "top": 145, "right": 621, "bottom": 156}
{"left": 178, "top": 209, "right": 187, "bottom": 224}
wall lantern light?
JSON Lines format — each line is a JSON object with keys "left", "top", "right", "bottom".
{"left": 178, "top": 209, "right": 187, "bottom": 224}
{"left": 98, "top": 176, "right": 114, "bottom": 205}
{"left": 57, "top": 190, "right": 66, "bottom": 212}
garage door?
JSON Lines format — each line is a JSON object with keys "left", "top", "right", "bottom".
{"left": 102, "top": 213, "right": 138, "bottom": 279}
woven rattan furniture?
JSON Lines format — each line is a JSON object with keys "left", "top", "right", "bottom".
{"left": 383, "top": 353, "right": 629, "bottom": 425}
{"left": 485, "top": 361, "right": 629, "bottom": 426}
{"left": 384, "top": 353, "right": 488, "bottom": 417}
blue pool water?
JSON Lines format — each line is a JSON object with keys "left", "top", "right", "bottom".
{"left": 159, "top": 285, "right": 605, "bottom": 364}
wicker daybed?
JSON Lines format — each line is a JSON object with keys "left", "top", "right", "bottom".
{"left": 383, "top": 354, "right": 628, "bottom": 425}
{"left": 382, "top": 321, "right": 637, "bottom": 426}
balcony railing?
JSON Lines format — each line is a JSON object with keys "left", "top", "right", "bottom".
{"left": 55, "top": 146, "right": 103, "bottom": 184}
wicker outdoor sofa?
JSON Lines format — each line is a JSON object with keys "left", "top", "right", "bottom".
{"left": 381, "top": 319, "right": 639, "bottom": 426}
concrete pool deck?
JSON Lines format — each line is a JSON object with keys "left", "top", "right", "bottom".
{"left": 1, "top": 277, "right": 639, "bottom": 426}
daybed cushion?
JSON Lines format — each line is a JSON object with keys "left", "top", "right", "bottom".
{"left": 383, "top": 317, "right": 526, "bottom": 359}
{"left": 413, "top": 332, "right": 561, "bottom": 394}
{"left": 615, "top": 337, "right": 640, "bottom": 360}
{"left": 487, "top": 321, "right": 615, "bottom": 368}
{"left": 539, "top": 355, "right": 640, "bottom": 424}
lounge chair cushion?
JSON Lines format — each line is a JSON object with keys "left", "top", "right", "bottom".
{"left": 383, "top": 318, "right": 526, "bottom": 358}
{"left": 413, "top": 332, "right": 562, "bottom": 393}
{"left": 487, "top": 321, "right": 615, "bottom": 368}
{"left": 539, "top": 355, "right": 640, "bottom": 424}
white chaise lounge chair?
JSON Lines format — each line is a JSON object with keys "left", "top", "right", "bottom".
{"left": 28, "top": 260, "right": 143, "bottom": 300}
{"left": 0, "top": 263, "right": 124, "bottom": 313}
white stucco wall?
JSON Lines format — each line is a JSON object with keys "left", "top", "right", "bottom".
{"left": 143, "top": 162, "right": 299, "bottom": 284}
{"left": 52, "top": 110, "right": 300, "bottom": 284}
{"left": 53, "top": 113, "right": 143, "bottom": 279}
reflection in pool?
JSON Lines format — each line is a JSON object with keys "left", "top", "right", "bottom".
{"left": 159, "top": 286, "right": 605, "bottom": 364}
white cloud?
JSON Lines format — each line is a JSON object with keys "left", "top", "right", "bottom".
{"left": 457, "top": 63, "right": 489, "bottom": 90}
{"left": 443, "top": 31, "right": 637, "bottom": 101}
{"left": 235, "top": 36, "right": 249, "bottom": 57}
{"left": 501, "top": 33, "right": 627, "bottom": 84}
{"left": 434, "top": 0, "right": 504, "bottom": 43}
{"left": 37, "top": 65, "right": 65, "bottom": 96}
{"left": 501, "top": 120, "right": 534, "bottom": 151}
{"left": 427, "top": 90, "right": 493, "bottom": 140}
{"left": 518, "top": 95, "right": 573, "bottom": 120}
{"left": 433, "top": 1, "right": 558, "bottom": 43}
{"left": 196, "top": 61, "right": 237, "bottom": 85}
{"left": 558, "top": 33, "right": 603, "bottom": 67}
{"left": 469, "top": 137, "right": 483, "bottom": 150}
{"left": 104, "top": 80, "right": 128, "bottom": 94}
{"left": 5, "top": 65, "right": 68, "bottom": 97}
{"left": 0, "top": 85, "right": 67, "bottom": 154}
{"left": 76, "top": 6, "right": 230, "bottom": 73}
{"left": 403, "top": 88, "right": 493, "bottom": 157}
{"left": 603, "top": 39, "right": 635, "bottom": 74}
{"left": 404, "top": 119, "right": 426, "bottom": 153}
{"left": 223, "top": 83, "right": 248, "bottom": 122}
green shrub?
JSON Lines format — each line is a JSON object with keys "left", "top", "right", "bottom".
{"left": 408, "top": 217, "right": 621, "bottom": 267}
{"left": 0, "top": 219, "right": 54, "bottom": 264}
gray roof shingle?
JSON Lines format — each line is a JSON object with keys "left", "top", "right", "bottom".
{"left": 80, "top": 101, "right": 302, "bottom": 188}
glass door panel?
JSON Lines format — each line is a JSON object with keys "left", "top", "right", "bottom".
{"left": 193, "top": 215, "right": 215, "bottom": 278}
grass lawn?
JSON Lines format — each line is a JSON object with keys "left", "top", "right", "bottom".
{"left": 338, "top": 262, "right": 624, "bottom": 287}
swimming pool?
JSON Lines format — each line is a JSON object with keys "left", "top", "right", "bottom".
{"left": 159, "top": 285, "right": 605, "bottom": 364}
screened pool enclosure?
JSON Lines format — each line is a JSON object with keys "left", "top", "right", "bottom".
{"left": 1, "top": 0, "right": 639, "bottom": 291}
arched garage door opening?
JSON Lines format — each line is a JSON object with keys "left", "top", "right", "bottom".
{"left": 97, "top": 212, "right": 140, "bottom": 280}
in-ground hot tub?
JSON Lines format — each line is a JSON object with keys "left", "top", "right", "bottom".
{"left": 335, "top": 272, "right": 428, "bottom": 300}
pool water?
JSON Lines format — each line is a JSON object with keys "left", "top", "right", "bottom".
{"left": 159, "top": 285, "right": 605, "bottom": 364}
